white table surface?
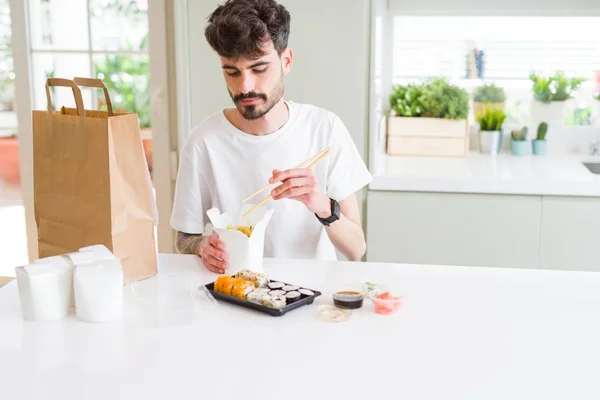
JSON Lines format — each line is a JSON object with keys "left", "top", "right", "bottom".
{"left": 370, "top": 153, "right": 600, "bottom": 196}
{"left": 1, "top": 254, "right": 600, "bottom": 400}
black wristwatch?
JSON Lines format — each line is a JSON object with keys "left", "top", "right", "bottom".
{"left": 315, "top": 198, "right": 340, "bottom": 226}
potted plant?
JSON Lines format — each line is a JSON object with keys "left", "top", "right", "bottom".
{"left": 532, "top": 122, "right": 548, "bottom": 156}
{"left": 529, "top": 70, "right": 585, "bottom": 127}
{"left": 510, "top": 127, "right": 528, "bottom": 156}
{"left": 472, "top": 82, "right": 505, "bottom": 119}
{"left": 387, "top": 77, "right": 470, "bottom": 157}
{"left": 477, "top": 107, "right": 506, "bottom": 154}
{"left": 0, "top": 133, "right": 19, "bottom": 184}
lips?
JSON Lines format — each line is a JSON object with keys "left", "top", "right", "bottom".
{"left": 240, "top": 98, "right": 260, "bottom": 104}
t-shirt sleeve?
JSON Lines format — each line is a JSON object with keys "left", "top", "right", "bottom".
{"left": 170, "top": 149, "right": 212, "bottom": 234}
{"left": 326, "top": 115, "right": 373, "bottom": 202}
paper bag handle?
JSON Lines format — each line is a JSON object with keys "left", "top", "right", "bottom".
{"left": 45, "top": 78, "right": 85, "bottom": 125}
{"left": 73, "top": 77, "right": 114, "bottom": 116}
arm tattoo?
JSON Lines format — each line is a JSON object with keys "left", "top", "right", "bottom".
{"left": 175, "top": 231, "right": 204, "bottom": 255}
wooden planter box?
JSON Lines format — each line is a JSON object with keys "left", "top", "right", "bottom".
{"left": 386, "top": 116, "right": 469, "bottom": 157}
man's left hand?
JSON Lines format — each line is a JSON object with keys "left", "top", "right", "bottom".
{"left": 269, "top": 168, "right": 331, "bottom": 218}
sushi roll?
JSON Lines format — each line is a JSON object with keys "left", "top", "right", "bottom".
{"left": 235, "top": 269, "right": 269, "bottom": 288}
{"left": 298, "top": 289, "right": 315, "bottom": 297}
{"left": 262, "top": 294, "right": 287, "bottom": 309}
{"left": 253, "top": 274, "right": 269, "bottom": 288}
{"left": 223, "top": 278, "right": 238, "bottom": 295}
{"left": 253, "top": 288, "right": 271, "bottom": 296}
{"left": 269, "top": 289, "right": 286, "bottom": 297}
{"left": 268, "top": 281, "right": 285, "bottom": 290}
{"left": 230, "top": 279, "right": 255, "bottom": 299}
{"left": 214, "top": 275, "right": 232, "bottom": 293}
{"left": 282, "top": 285, "right": 300, "bottom": 292}
{"left": 234, "top": 269, "right": 255, "bottom": 281}
{"left": 285, "top": 291, "right": 301, "bottom": 303}
{"left": 259, "top": 294, "right": 274, "bottom": 306}
{"left": 270, "top": 296, "right": 287, "bottom": 309}
{"left": 247, "top": 290, "right": 264, "bottom": 304}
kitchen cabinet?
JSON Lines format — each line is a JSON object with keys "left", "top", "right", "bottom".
{"left": 366, "top": 191, "right": 600, "bottom": 271}
{"left": 366, "top": 191, "right": 542, "bottom": 269}
{"left": 539, "top": 196, "right": 600, "bottom": 272}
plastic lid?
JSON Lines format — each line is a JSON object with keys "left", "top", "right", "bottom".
{"left": 316, "top": 305, "right": 352, "bottom": 322}
{"left": 332, "top": 290, "right": 364, "bottom": 302}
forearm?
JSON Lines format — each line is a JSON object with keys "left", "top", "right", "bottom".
{"left": 175, "top": 231, "right": 204, "bottom": 255}
{"left": 323, "top": 214, "right": 366, "bottom": 261}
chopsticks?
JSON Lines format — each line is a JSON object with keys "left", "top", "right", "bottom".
{"left": 241, "top": 147, "right": 331, "bottom": 218}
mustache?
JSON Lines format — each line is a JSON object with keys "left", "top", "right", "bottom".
{"left": 234, "top": 92, "right": 267, "bottom": 102}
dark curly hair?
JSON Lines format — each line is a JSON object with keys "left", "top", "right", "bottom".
{"left": 205, "top": 0, "right": 291, "bottom": 59}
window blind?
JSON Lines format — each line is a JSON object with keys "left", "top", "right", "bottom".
{"left": 392, "top": 16, "right": 600, "bottom": 83}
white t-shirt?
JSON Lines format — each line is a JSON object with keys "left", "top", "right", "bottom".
{"left": 170, "top": 101, "right": 372, "bottom": 261}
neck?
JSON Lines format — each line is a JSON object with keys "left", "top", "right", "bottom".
{"left": 226, "top": 99, "right": 289, "bottom": 136}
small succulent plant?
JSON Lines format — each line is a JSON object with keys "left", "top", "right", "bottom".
{"left": 536, "top": 122, "right": 548, "bottom": 141}
{"left": 511, "top": 127, "right": 528, "bottom": 141}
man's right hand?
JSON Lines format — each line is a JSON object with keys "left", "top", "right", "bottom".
{"left": 197, "top": 233, "right": 229, "bottom": 274}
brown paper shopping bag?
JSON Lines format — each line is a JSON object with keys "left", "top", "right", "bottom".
{"left": 32, "top": 77, "right": 158, "bottom": 281}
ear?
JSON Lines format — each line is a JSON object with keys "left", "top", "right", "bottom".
{"left": 281, "top": 47, "right": 293, "bottom": 75}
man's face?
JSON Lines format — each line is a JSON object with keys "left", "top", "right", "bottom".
{"left": 221, "top": 43, "right": 292, "bottom": 120}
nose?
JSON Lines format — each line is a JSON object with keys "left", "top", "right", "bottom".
{"left": 238, "top": 72, "right": 256, "bottom": 95}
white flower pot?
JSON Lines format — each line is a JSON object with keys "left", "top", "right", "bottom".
{"left": 529, "top": 99, "right": 572, "bottom": 129}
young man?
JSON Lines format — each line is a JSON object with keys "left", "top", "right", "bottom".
{"left": 170, "top": 0, "right": 372, "bottom": 273}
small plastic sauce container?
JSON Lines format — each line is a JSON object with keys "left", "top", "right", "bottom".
{"left": 372, "top": 292, "right": 402, "bottom": 315}
{"left": 332, "top": 290, "right": 364, "bottom": 309}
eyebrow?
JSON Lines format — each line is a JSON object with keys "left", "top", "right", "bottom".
{"left": 222, "top": 61, "right": 270, "bottom": 70}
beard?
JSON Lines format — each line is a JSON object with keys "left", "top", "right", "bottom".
{"left": 229, "top": 75, "right": 284, "bottom": 121}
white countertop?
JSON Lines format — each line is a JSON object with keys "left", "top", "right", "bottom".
{"left": 2, "top": 254, "right": 600, "bottom": 399}
{"left": 370, "top": 153, "right": 600, "bottom": 196}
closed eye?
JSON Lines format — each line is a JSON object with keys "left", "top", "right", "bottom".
{"left": 253, "top": 68, "right": 267, "bottom": 74}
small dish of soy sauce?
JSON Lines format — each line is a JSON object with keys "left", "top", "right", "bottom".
{"left": 332, "top": 290, "right": 364, "bottom": 309}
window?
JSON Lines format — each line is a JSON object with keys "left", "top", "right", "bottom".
{"left": 390, "top": 16, "right": 600, "bottom": 125}
{"left": 29, "top": 0, "right": 151, "bottom": 131}
{"left": 0, "top": 0, "right": 15, "bottom": 136}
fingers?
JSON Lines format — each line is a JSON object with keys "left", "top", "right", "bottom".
{"left": 201, "top": 233, "right": 229, "bottom": 274}
{"left": 203, "top": 254, "right": 227, "bottom": 274}
{"left": 273, "top": 184, "right": 314, "bottom": 200}
{"left": 204, "top": 261, "right": 225, "bottom": 274}
{"left": 271, "top": 176, "right": 316, "bottom": 199}
{"left": 204, "top": 241, "right": 228, "bottom": 261}
{"left": 270, "top": 168, "right": 312, "bottom": 183}
{"left": 209, "top": 233, "right": 224, "bottom": 250}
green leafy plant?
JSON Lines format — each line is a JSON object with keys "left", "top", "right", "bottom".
{"left": 594, "top": 94, "right": 600, "bottom": 101}
{"left": 529, "top": 70, "right": 586, "bottom": 103}
{"left": 473, "top": 83, "right": 506, "bottom": 103}
{"left": 422, "top": 77, "right": 470, "bottom": 119}
{"left": 477, "top": 107, "right": 506, "bottom": 131}
{"left": 94, "top": 54, "right": 151, "bottom": 128}
{"left": 511, "top": 126, "right": 528, "bottom": 141}
{"left": 94, "top": 34, "right": 151, "bottom": 128}
{"left": 536, "top": 122, "right": 548, "bottom": 141}
{"left": 388, "top": 82, "right": 427, "bottom": 117}
{"left": 389, "top": 77, "right": 469, "bottom": 120}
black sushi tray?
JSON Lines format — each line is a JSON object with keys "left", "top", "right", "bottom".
{"left": 204, "top": 278, "right": 322, "bottom": 317}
